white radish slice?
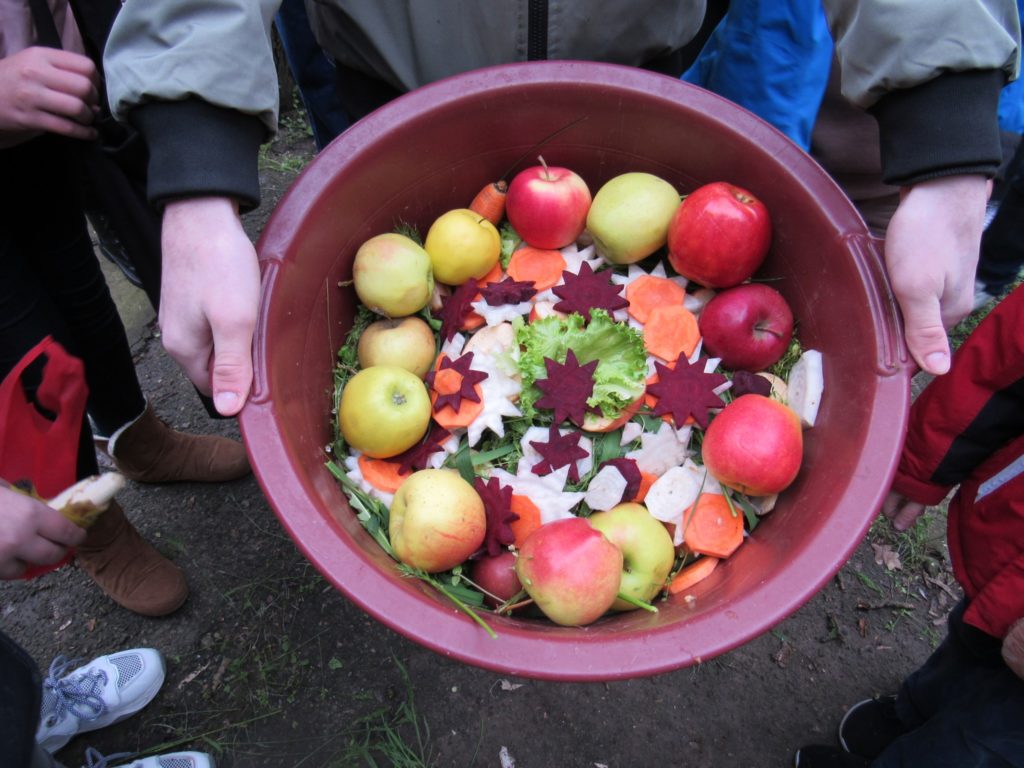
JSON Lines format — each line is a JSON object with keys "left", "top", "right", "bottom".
{"left": 787, "top": 349, "right": 824, "bottom": 428}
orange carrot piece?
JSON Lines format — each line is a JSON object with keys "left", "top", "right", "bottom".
{"left": 682, "top": 493, "right": 744, "bottom": 559}
{"left": 432, "top": 366, "right": 465, "bottom": 396}
{"left": 509, "top": 494, "right": 543, "bottom": 548}
{"left": 428, "top": 354, "right": 486, "bottom": 429}
{"left": 667, "top": 556, "right": 720, "bottom": 595}
{"left": 506, "top": 246, "right": 567, "bottom": 291}
{"left": 634, "top": 471, "right": 658, "bottom": 503}
{"left": 357, "top": 454, "right": 410, "bottom": 494}
{"left": 626, "top": 275, "right": 687, "bottom": 324}
{"left": 643, "top": 304, "right": 700, "bottom": 363}
{"left": 469, "top": 180, "right": 508, "bottom": 226}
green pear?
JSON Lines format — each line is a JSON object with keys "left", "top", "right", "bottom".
{"left": 585, "top": 173, "right": 681, "bottom": 265}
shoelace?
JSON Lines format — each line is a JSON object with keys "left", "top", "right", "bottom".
{"left": 83, "top": 746, "right": 134, "bottom": 768}
{"left": 41, "top": 655, "right": 109, "bottom": 727}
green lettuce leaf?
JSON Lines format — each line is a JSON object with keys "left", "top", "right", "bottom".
{"left": 515, "top": 309, "right": 647, "bottom": 421}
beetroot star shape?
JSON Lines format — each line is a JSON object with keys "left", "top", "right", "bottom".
{"left": 647, "top": 359, "right": 727, "bottom": 429}
{"left": 434, "top": 278, "right": 479, "bottom": 341}
{"left": 530, "top": 424, "right": 589, "bottom": 483}
{"left": 425, "top": 352, "right": 488, "bottom": 413}
{"left": 730, "top": 370, "right": 773, "bottom": 399}
{"left": 599, "top": 457, "right": 642, "bottom": 501}
{"left": 552, "top": 262, "right": 628, "bottom": 320}
{"left": 382, "top": 424, "right": 452, "bottom": 475}
{"left": 534, "top": 349, "right": 600, "bottom": 427}
{"left": 472, "top": 476, "right": 518, "bottom": 557}
{"left": 480, "top": 278, "right": 537, "bottom": 307}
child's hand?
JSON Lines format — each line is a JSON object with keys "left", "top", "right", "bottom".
{"left": 1003, "top": 618, "right": 1024, "bottom": 681}
{"left": 880, "top": 491, "right": 927, "bottom": 532}
{"left": 0, "top": 483, "right": 85, "bottom": 579}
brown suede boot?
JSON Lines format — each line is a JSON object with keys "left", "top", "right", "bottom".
{"left": 75, "top": 500, "right": 189, "bottom": 617}
{"left": 106, "top": 405, "right": 251, "bottom": 483}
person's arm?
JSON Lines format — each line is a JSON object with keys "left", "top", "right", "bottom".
{"left": 0, "top": 484, "right": 85, "bottom": 579}
{"left": 104, "top": 0, "right": 280, "bottom": 413}
{"left": 823, "top": 0, "right": 1019, "bottom": 374}
{"left": 0, "top": 47, "right": 98, "bottom": 148}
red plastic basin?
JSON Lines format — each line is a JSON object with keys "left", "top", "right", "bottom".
{"left": 240, "top": 62, "right": 912, "bottom": 681}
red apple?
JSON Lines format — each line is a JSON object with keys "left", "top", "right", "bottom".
{"left": 667, "top": 181, "right": 772, "bottom": 288}
{"left": 469, "top": 551, "right": 522, "bottom": 607}
{"left": 699, "top": 283, "right": 794, "bottom": 371}
{"left": 515, "top": 517, "right": 622, "bottom": 627}
{"left": 505, "top": 157, "right": 592, "bottom": 249}
{"left": 702, "top": 394, "right": 803, "bottom": 496}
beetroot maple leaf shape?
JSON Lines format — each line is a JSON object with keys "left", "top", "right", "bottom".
{"left": 729, "top": 370, "right": 773, "bottom": 399}
{"left": 551, "top": 262, "right": 628, "bottom": 320}
{"left": 435, "top": 277, "right": 479, "bottom": 342}
{"left": 529, "top": 424, "right": 589, "bottom": 483}
{"left": 472, "top": 475, "right": 518, "bottom": 557}
{"left": 533, "top": 349, "right": 601, "bottom": 427}
{"left": 382, "top": 424, "right": 452, "bottom": 475}
{"left": 480, "top": 278, "right": 537, "bottom": 307}
{"left": 425, "top": 352, "right": 488, "bottom": 413}
{"left": 647, "top": 359, "right": 727, "bottom": 429}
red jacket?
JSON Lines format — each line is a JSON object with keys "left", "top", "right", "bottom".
{"left": 892, "top": 283, "right": 1024, "bottom": 639}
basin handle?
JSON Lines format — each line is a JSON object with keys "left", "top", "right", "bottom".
{"left": 845, "top": 233, "right": 909, "bottom": 377}
{"left": 249, "top": 258, "right": 281, "bottom": 405}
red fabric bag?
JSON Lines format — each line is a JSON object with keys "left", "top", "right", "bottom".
{"left": 0, "top": 337, "right": 88, "bottom": 577}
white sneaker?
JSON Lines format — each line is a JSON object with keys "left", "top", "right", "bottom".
{"left": 36, "top": 648, "right": 166, "bottom": 753}
{"left": 83, "top": 748, "right": 215, "bottom": 768}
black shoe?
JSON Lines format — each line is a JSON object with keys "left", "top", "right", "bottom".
{"left": 86, "top": 209, "right": 144, "bottom": 288}
{"left": 794, "top": 745, "right": 870, "bottom": 767}
{"left": 838, "top": 695, "right": 908, "bottom": 759}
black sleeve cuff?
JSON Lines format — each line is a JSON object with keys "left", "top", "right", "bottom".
{"left": 870, "top": 69, "right": 1006, "bottom": 187}
{"left": 130, "top": 98, "right": 267, "bottom": 212}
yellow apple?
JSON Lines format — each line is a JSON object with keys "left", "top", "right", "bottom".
{"left": 338, "top": 365, "right": 431, "bottom": 458}
{"left": 389, "top": 469, "right": 486, "bottom": 572}
{"left": 589, "top": 502, "right": 675, "bottom": 611}
{"left": 353, "top": 233, "right": 434, "bottom": 317}
{"left": 423, "top": 208, "right": 501, "bottom": 285}
{"left": 357, "top": 317, "right": 438, "bottom": 379}
{"left": 586, "top": 172, "right": 681, "bottom": 265}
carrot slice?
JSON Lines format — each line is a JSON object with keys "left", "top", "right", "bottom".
{"left": 357, "top": 454, "right": 410, "bottom": 494}
{"left": 667, "top": 556, "right": 720, "bottom": 595}
{"left": 634, "top": 471, "right": 659, "bottom": 503}
{"left": 682, "top": 493, "right": 744, "bottom": 558}
{"left": 509, "top": 494, "right": 542, "bottom": 548}
{"left": 506, "top": 246, "right": 567, "bottom": 291}
{"left": 643, "top": 304, "right": 700, "bottom": 363}
{"left": 469, "top": 180, "right": 508, "bottom": 226}
{"left": 428, "top": 356, "right": 485, "bottom": 429}
{"left": 626, "top": 275, "right": 687, "bottom": 324}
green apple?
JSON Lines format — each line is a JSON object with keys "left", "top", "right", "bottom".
{"left": 357, "top": 317, "right": 438, "bottom": 379}
{"left": 588, "top": 502, "right": 675, "bottom": 611}
{"left": 353, "top": 233, "right": 434, "bottom": 317}
{"left": 389, "top": 469, "right": 486, "bottom": 573}
{"left": 585, "top": 172, "right": 681, "bottom": 265}
{"left": 338, "top": 365, "right": 431, "bottom": 458}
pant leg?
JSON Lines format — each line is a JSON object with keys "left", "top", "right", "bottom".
{"left": 978, "top": 142, "right": 1024, "bottom": 294}
{"left": 0, "top": 630, "right": 44, "bottom": 768}
{"left": 872, "top": 600, "right": 1024, "bottom": 767}
{"left": 0, "top": 136, "right": 146, "bottom": 442}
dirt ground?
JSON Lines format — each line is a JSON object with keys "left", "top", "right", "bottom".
{"left": 1, "top": 118, "right": 963, "bottom": 768}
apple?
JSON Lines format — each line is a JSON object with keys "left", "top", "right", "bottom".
{"left": 505, "top": 157, "right": 592, "bottom": 249}
{"left": 515, "top": 517, "right": 623, "bottom": 627}
{"left": 357, "top": 317, "right": 438, "bottom": 379}
{"left": 702, "top": 394, "right": 803, "bottom": 496}
{"left": 424, "top": 208, "right": 501, "bottom": 285}
{"left": 389, "top": 469, "right": 486, "bottom": 573}
{"left": 667, "top": 181, "right": 772, "bottom": 288}
{"left": 698, "top": 283, "right": 794, "bottom": 371}
{"left": 585, "top": 172, "right": 681, "bottom": 265}
{"left": 352, "top": 233, "right": 434, "bottom": 317}
{"left": 469, "top": 551, "right": 522, "bottom": 607}
{"left": 588, "top": 502, "right": 675, "bottom": 611}
{"left": 338, "top": 365, "right": 431, "bottom": 458}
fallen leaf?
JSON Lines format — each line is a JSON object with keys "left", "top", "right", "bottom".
{"left": 499, "top": 679, "right": 523, "bottom": 691}
{"left": 177, "top": 661, "right": 211, "bottom": 689}
{"left": 871, "top": 543, "right": 902, "bottom": 571}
